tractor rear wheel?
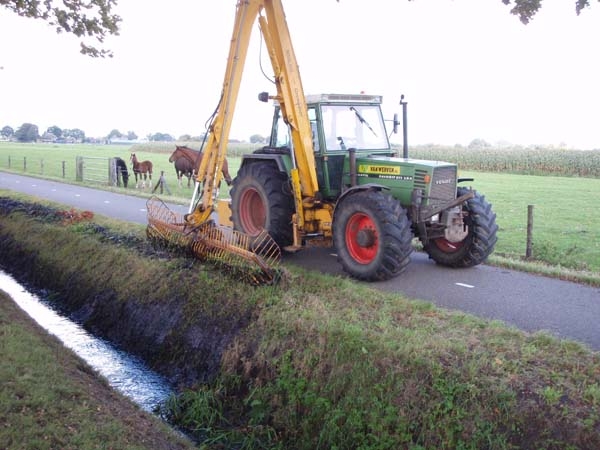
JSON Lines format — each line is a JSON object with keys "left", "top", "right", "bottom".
{"left": 230, "top": 162, "right": 294, "bottom": 248}
{"left": 422, "top": 187, "right": 498, "bottom": 267}
{"left": 333, "top": 190, "right": 413, "bottom": 281}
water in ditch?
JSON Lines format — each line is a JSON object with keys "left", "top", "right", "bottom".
{"left": 0, "top": 269, "right": 174, "bottom": 413}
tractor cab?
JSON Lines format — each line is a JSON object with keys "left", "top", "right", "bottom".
{"left": 269, "top": 94, "right": 395, "bottom": 199}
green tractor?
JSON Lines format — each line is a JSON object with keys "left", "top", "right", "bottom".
{"left": 228, "top": 93, "right": 498, "bottom": 281}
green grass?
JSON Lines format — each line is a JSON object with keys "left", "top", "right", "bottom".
{"left": 0, "top": 141, "right": 247, "bottom": 203}
{"left": 2, "top": 202, "right": 600, "bottom": 449}
{"left": 463, "top": 170, "right": 600, "bottom": 273}
{"left": 2, "top": 141, "right": 599, "bottom": 275}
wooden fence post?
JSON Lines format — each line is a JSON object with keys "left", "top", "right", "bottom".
{"left": 62, "top": 161, "right": 66, "bottom": 178}
{"left": 23, "top": 156, "right": 26, "bottom": 172}
{"left": 76, "top": 156, "right": 83, "bottom": 181}
{"left": 526, "top": 205, "right": 534, "bottom": 259}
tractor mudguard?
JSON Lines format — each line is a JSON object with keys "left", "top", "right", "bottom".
{"left": 333, "top": 183, "right": 389, "bottom": 220}
{"left": 239, "top": 153, "right": 293, "bottom": 175}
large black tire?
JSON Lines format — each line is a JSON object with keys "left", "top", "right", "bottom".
{"left": 230, "top": 161, "right": 294, "bottom": 248}
{"left": 422, "top": 187, "right": 498, "bottom": 267}
{"left": 333, "top": 190, "right": 413, "bottom": 281}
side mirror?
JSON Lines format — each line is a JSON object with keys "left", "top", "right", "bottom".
{"left": 258, "top": 92, "right": 269, "bottom": 103}
{"left": 393, "top": 113, "right": 399, "bottom": 134}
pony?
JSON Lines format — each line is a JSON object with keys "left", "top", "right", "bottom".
{"left": 114, "top": 157, "right": 129, "bottom": 188}
{"left": 168, "top": 145, "right": 233, "bottom": 188}
{"left": 130, "top": 153, "right": 153, "bottom": 188}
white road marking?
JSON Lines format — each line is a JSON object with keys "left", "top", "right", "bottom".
{"left": 455, "top": 282, "right": 474, "bottom": 288}
{"left": 75, "top": 194, "right": 80, "bottom": 197}
{"left": 104, "top": 200, "right": 110, "bottom": 204}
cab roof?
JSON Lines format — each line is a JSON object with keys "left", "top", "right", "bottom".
{"left": 305, "top": 93, "right": 383, "bottom": 104}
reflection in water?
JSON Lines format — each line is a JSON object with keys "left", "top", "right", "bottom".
{"left": 0, "top": 270, "right": 173, "bottom": 413}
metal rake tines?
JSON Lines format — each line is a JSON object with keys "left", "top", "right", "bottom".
{"left": 146, "top": 197, "right": 282, "bottom": 285}
{"left": 146, "top": 196, "right": 195, "bottom": 251}
{"left": 190, "top": 223, "right": 282, "bottom": 285}
{"left": 146, "top": 223, "right": 194, "bottom": 252}
{"left": 146, "top": 196, "right": 186, "bottom": 227}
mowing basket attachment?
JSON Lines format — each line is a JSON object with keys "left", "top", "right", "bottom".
{"left": 146, "top": 196, "right": 281, "bottom": 285}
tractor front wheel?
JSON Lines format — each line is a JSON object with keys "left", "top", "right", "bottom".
{"left": 422, "top": 187, "right": 498, "bottom": 267}
{"left": 333, "top": 190, "right": 413, "bottom": 281}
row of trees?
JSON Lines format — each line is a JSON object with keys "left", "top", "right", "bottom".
{"left": 0, "top": 124, "right": 211, "bottom": 143}
{"left": 0, "top": 125, "right": 523, "bottom": 148}
{"left": 1, "top": 124, "right": 85, "bottom": 143}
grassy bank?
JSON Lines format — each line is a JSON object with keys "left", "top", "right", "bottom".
{"left": 0, "top": 290, "right": 194, "bottom": 450}
{"left": 1, "top": 196, "right": 600, "bottom": 449}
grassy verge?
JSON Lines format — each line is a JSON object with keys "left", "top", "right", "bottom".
{"left": 1, "top": 197, "right": 600, "bottom": 449}
{"left": 0, "top": 290, "right": 194, "bottom": 450}
{"left": 488, "top": 253, "right": 600, "bottom": 287}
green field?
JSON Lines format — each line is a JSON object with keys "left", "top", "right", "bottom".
{"left": 0, "top": 141, "right": 249, "bottom": 199}
{"left": 1, "top": 141, "right": 599, "bottom": 274}
{"left": 462, "top": 171, "right": 600, "bottom": 273}
{"left": 408, "top": 145, "right": 600, "bottom": 178}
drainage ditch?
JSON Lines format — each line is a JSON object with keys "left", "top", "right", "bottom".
{"left": 1, "top": 269, "right": 174, "bottom": 413}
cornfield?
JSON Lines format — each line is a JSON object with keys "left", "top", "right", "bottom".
{"left": 402, "top": 145, "right": 600, "bottom": 178}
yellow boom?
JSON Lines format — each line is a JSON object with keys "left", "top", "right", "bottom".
{"left": 186, "top": 0, "right": 319, "bottom": 228}
{"left": 147, "top": 0, "right": 320, "bottom": 284}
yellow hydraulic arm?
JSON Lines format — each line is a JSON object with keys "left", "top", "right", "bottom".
{"left": 187, "top": 0, "right": 319, "bottom": 228}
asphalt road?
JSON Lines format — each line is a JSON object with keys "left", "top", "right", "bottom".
{"left": 2, "top": 171, "right": 599, "bottom": 350}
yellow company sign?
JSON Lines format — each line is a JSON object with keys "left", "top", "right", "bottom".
{"left": 358, "top": 165, "right": 401, "bottom": 175}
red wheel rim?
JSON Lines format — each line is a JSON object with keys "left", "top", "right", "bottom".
{"left": 345, "top": 212, "right": 378, "bottom": 264}
{"left": 433, "top": 238, "right": 464, "bottom": 253}
{"left": 239, "top": 188, "right": 265, "bottom": 236}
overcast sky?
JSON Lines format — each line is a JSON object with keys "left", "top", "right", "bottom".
{"left": 1, "top": 0, "right": 599, "bottom": 149}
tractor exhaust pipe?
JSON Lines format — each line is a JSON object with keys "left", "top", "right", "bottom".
{"left": 400, "top": 94, "right": 408, "bottom": 159}
{"left": 349, "top": 148, "right": 357, "bottom": 186}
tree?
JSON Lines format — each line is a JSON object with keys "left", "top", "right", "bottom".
{"left": 41, "top": 131, "right": 57, "bottom": 142}
{"left": 468, "top": 138, "right": 491, "bottom": 150}
{"left": 150, "top": 132, "right": 174, "bottom": 142}
{"left": 63, "top": 128, "right": 85, "bottom": 142}
{"left": 1, "top": 0, "right": 121, "bottom": 57}
{"left": 126, "top": 131, "right": 138, "bottom": 140}
{"left": 2, "top": 1, "right": 594, "bottom": 59}
{"left": 1, "top": 125, "right": 14, "bottom": 139}
{"left": 107, "top": 129, "right": 123, "bottom": 140}
{"left": 501, "top": 0, "right": 597, "bottom": 24}
{"left": 14, "top": 123, "right": 39, "bottom": 142}
{"left": 250, "top": 134, "right": 266, "bottom": 144}
{"left": 46, "top": 125, "right": 62, "bottom": 139}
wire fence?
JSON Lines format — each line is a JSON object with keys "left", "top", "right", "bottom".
{"left": 2, "top": 155, "right": 127, "bottom": 187}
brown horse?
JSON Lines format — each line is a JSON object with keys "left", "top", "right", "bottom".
{"left": 168, "top": 146, "right": 195, "bottom": 188}
{"left": 168, "top": 145, "right": 233, "bottom": 187}
{"left": 130, "top": 153, "right": 153, "bottom": 188}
